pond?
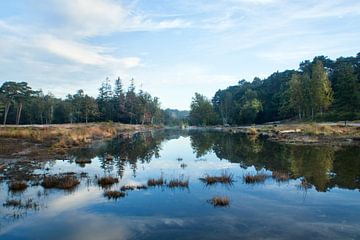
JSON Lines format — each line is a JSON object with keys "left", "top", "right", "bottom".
{"left": 0, "top": 129, "right": 360, "bottom": 239}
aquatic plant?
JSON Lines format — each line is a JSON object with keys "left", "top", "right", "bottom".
{"left": 42, "top": 175, "right": 80, "bottom": 189}
{"left": 9, "top": 181, "right": 28, "bottom": 192}
{"left": 120, "top": 184, "right": 147, "bottom": 191}
{"left": 200, "top": 172, "right": 234, "bottom": 185}
{"left": 167, "top": 178, "right": 189, "bottom": 188}
{"left": 104, "top": 190, "right": 125, "bottom": 199}
{"left": 147, "top": 177, "right": 165, "bottom": 187}
{"left": 209, "top": 196, "right": 230, "bottom": 207}
{"left": 243, "top": 172, "right": 269, "bottom": 184}
{"left": 97, "top": 176, "right": 119, "bottom": 187}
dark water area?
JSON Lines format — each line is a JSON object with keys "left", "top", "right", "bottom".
{"left": 0, "top": 129, "right": 360, "bottom": 240}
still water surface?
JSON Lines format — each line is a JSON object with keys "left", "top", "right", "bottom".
{"left": 1, "top": 130, "right": 360, "bottom": 239}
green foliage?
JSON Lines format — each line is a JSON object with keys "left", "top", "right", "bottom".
{"left": 0, "top": 77, "right": 165, "bottom": 125}
{"left": 207, "top": 53, "right": 359, "bottom": 125}
{"left": 190, "top": 93, "right": 219, "bottom": 126}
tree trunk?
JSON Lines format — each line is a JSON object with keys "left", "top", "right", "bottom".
{"left": 16, "top": 102, "right": 23, "bottom": 125}
{"left": 3, "top": 102, "right": 10, "bottom": 125}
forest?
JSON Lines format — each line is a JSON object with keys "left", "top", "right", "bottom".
{"left": 0, "top": 78, "right": 169, "bottom": 125}
{"left": 190, "top": 53, "right": 360, "bottom": 125}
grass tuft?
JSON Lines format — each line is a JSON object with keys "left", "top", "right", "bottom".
{"left": 120, "top": 184, "right": 147, "bottom": 191}
{"left": 167, "top": 178, "right": 189, "bottom": 188}
{"left": 147, "top": 177, "right": 165, "bottom": 187}
{"left": 243, "top": 172, "right": 269, "bottom": 184}
{"left": 209, "top": 196, "right": 230, "bottom": 207}
{"left": 98, "top": 176, "right": 119, "bottom": 187}
{"left": 9, "top": 181, "right": 28, "bottom": 192}
{"left": 200, "top": 172, "right": 234, "bottom": 185}
{"left": 104, "top": 190, "right": 125, "bottom": 199}
{"left": 42, "top": 175, "right": 80, "bottom": 189}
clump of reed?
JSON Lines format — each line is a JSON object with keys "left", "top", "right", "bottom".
{"left": 209, "top": 196, "right": 230, "bottom": 207}
{"left": 97, "top": 176, "right": 119, "bottom": 187}
{"left": 272, "top": 171, "right": 290, "bottom": 182}
{"left": 243, "top": 172, "right": 269, "bottom": 184}
{"left": 41, "top": 175, "right": 80, "bottom": 189}
{"left": 104, "top": 190, "right": 125, "bottom": 199}
{"left": 200, "top": 172, "right": 234, "bottom": 185}
{"left": 167, "top": 178, "right": 189, "bottom": 188}
{"left": 120, "top": 184, "right": 148, "bottom": 191}
{"left": 147, "top": 177, "right": 165, "bottom": 187}
{"left": 9, "top": 181, "right": 28, "bottom": 192}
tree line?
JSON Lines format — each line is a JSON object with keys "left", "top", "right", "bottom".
{"left": 190, "top": 53, "right": 360, "bottom": 125}
{"left": 0, "top": 77, "right": 167, "bottom": 125}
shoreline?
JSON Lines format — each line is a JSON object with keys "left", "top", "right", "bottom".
{"left": 0, "top": 123, "right": 163, "bottom": 162}
{"left": 194, "top": 122, "right": 360, "bottom": 146}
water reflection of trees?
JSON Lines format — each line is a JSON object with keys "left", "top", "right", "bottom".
{"left": 189, "top": 131, "right": 360, "bottom": 192}
{"left": 71, "top": 129, "right": 186, "bottom": 177}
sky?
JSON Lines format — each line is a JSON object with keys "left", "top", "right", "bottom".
{"left": 0, "top": 0, "right": 359, "bottom": 110}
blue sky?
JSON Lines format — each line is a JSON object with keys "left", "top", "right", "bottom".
{"left": 0, "top": 0, "right": 359, "bottom": 110}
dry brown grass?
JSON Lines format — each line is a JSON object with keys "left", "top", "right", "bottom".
{"left": 120, "top": 184, "right": 147, "bottom": 191}
{"left": 0, "top": 123, "right": 151, "bottom": 150}
{"left": 168, "top": 178, "right": 189, "bottom": 188}
{"left": 243, "top": 172, "right": 269, "bottom": 184}
{"left": 248, "top": 127, "right": 257, "bottom": 135}
{"left": 272, "top": 171, "right": 290, "bottom": 182}
{"left": 147, "top": 177, "right": 165, "bottom": 187}
{"left": 3, "top": 199, "right": 22, "bottom": 207}
{"left": 273, "top": 123, "right": 360, "bottom": 136}
{"left": 209, "top": 196, "right": 230, "bottom": 207}
{"left": 98, "top": 176, "right": 119, "bottom": 187}
{"left": 104, "top": 190, "right": 125, "bottom": 199}
{"left": 42, "top": 175, "right": 80, "bottom": 189}
{"left": 200, "top": 172, "right": 234, "bottom": 185}
{"left": 9, "top": 181, "right": 28, "bottom": 192}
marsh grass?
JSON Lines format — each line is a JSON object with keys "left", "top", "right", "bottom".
{"left": 147, "top": 177, "right": 165, "bottom": 187}
{"left": 120, "top": 184, "right": 147, "bottom": 191}
{"left": 209, "top": 196, "right": 230, "bottom": 207}
{"left": 167, "top": 178, "right": 189, "bottom": 188}
{"left": 9, "top": 181, "right": 28, "bottom": 192}
{"left": 272, "top": 171, "right": 290, "bottom": 182}
{"left": 98, "top": 176, "right": 119, "bottom": 187}
{"left": 42, "top": 175, "right": 80, "bottom": 189}
{"left": 200, "top": 172, "right": 234, "bottom": 185}
{"left": 3, "top": 198, "right": 39, "bottom": 210}
{"left": 243, "top": 172, "right": 269, "bottom": 184}
{"left": 104, "top": 190, "right": 125, "bottom": 199}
